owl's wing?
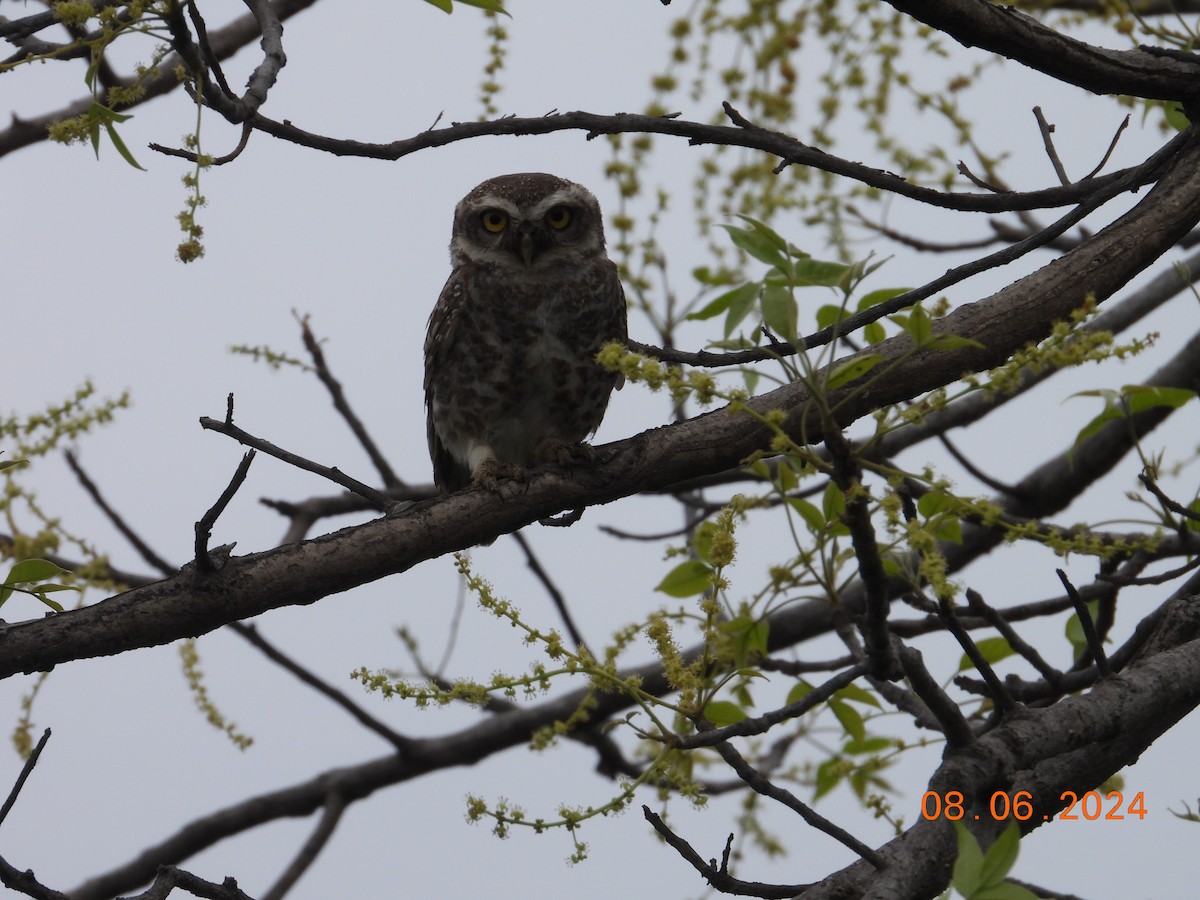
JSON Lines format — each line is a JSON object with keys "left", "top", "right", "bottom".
{"left": 608, "top": 261, "right": 629, "bottom": 391}
{"left": 424, "top": 269, "right": 470, "bottom": 492}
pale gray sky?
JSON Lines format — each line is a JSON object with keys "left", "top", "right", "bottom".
{"left": 2, "top": 2, "right": 1197, "bottom": 898}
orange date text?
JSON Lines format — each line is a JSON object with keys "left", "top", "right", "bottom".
{"left": 920, "top": 790, "right": 1146, "bottom": 823}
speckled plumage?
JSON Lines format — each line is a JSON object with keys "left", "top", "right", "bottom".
{"left": 424, "top": 173, "right": 628, "bottom": 492}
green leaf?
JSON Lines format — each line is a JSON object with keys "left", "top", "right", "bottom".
{"left": 863, "top": 321, "right": 887, "bottom": 345}
{"left": 720, "top": 616, "right": 769, "bottom": 667}
{"left": 732, "top": 214, "right": 789, "bottom": 252}
{"left": 822, "top": 481, "right": 845, "bottom": 523}
{"left": 0, "top": 459, "right": 27, "bottom": 472}
{"left": 787, "top": 497, "right": 825, "bottom": 533}
{"left": 687, "top": 281, "right": 757, "bottom": 322}
{"left": 655, "top": 559, "right": 713, "bottom": 598}
{"left": 791, "top": 257, "right": 852, "bottom": 287}
{"left": 725, "top": 282, "right": 762, "bottom": 337}
{"left": 826, "top": 354, "right": 883, "bottom": 390}
{"left": 35, "top": 594, "right": 65, "bottom": 613}
{"left": 843, "top": 736, "right": 894, "bottom": 754}
{"left": 1071, "top": 385, "right": 1195, "bottom": 456}
{"left": 785, "top": 680, "right": 813, "bottom": 706}
{"left": 906, "top": 303, "right": 933, "bottom": 346}
{"left": 951, "top": 822, "right": 985, "bottom": 896}
{"left": 103, "top": 120, "right": 145, "bottom": 170}
{"left": 978, "top": 820, "right": 1021, "bottom": 888}
{"left": 827, "top": 698, "right": 865, "bottom": 742}
{"left": 833, "top": 683, "right": 882, "bottom": 708}
{"left": 719, "top": 223, "right": 788, "bottom": 269}
{"left": 918, "top": 491, "right": 956, "bottom": 518}
{"left": 693, "top": 522, "right": 718, "bottom": 565}
{"left": 958, "top": 636, "right": 1014, "bottom": 672}
{"left": 746, "top": 459, "right": 773, "bottom": 480}
{"left": 423, "top": 0, "right": 454, "bottom": 10}
{"left": 1065, "top": 600, "right": 1101, "bottom": 655}
{"left": 814, "top": 757, "right": 843, "bottom": 799}
{"left": 703, "top": 700, "right": 747, "bottom": 727}
{"left": 692, "top": 266, "right": 738, "bottom": 287}
{"left": 816, "top": 304, "right": 847, "bottom": 331}
{"left": 1187, "top": 499, "right": 1200, "bottom": 533}
{"left": 973, "top": 884, "right": 1043, "bottom": 900}
{"left": 6, "top": 559, "right": 69, "bottom": 585}
{"left": 453, "top": 0, "right": 510, "bottom": 12}
{"left": 760, "top": 284, "right": 798, "bottom": 341}
{"left": 777, "top": 459, "right": 798, "bottom": 493}
{"left": 1122, "top": 384, "right": 1195, "bottom": 414}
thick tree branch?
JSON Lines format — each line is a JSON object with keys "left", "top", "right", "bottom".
{"left": 886, "top": 0, "right": 1200, "bottom": 103}
{"left": 0, "top": 0, "right": 316, "bottom": 160}
{"left": 799, "top": 607, "right": 1200, "bottom": 899}
{"left": 4, "top": 129, "right": 1200, "bottom": 679}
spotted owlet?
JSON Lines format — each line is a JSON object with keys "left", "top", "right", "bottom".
{"left": 424, "top": 173, "right": 628, "bottom": 492}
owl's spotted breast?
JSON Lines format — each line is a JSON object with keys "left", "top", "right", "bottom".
{"left": 424, "top": 173, "right": 628, "bottom": 492}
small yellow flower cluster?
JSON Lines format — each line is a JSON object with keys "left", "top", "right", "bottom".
{"left": 596, "top": 343, "right": 721, "bottom": 405}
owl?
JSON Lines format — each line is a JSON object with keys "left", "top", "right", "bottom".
{"left": 424, "top": 173, "right": 628, "bottom": 492}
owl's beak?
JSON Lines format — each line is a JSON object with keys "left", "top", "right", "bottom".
{"left": 519, "top": 231, "right": 536, "bottom": 267}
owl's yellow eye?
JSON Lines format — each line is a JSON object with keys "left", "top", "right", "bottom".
{"left": 546, "top": 206, "right": 572, "bottom": 230}
{"left": 481, "top": 210, "right": 508, "bottom": 233}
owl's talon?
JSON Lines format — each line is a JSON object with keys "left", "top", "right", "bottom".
{"left": 471, "top": 458, "right": 525, "bottom": 493}
{"left": 536, "top": 438, "right": 595, "bottom": 470}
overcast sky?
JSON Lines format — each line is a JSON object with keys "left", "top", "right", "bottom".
{"left": 2, "top": 2, "right": 1198, "bottom": 898}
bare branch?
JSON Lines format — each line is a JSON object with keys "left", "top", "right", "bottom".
{"left": 642, "top": 806, "right": 812, "bottom": 899}
{"left": 1033, "top": 106, "right": 1072, "bottom": 186}
{"left": 199, "top": 409, "right": 393, "bottom": 513}
{"left": 195, "top": 451, "right": 256, "bottom": 572}
{"left": 229, "top": 623, "right": 411, "bottom": 752}
{"left": 1057, "top": 569, "right": 1112, "bottom": 677}
{"left": 260, "top": 793, "right": 345, "bottom": 900}
{"left": 0, "top": 728, "right": 50, "bottom": 828}
{"left": 709, "top": 738, "right": 885, "bottom": 867}
{"left": 297, "top": 315, "right": 404, "bottom": 490}
{"left": 64, "top": 450, "right": 175, "bottom": 577}
{"left": 511, "top": 532, "right": 587, "bottom": 649}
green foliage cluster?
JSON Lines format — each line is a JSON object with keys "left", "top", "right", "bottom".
{"left": 1, "top": 383, "right": 129, "bottom": 568}
{"left": 179, "top": 638, "right": 254, "bottom": 750}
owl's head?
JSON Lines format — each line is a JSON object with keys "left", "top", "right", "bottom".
{"left": 449, "top": 173, "right": 607, "bottom": 271}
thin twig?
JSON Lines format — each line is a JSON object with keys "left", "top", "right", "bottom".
{"left": 964, "top": 588, "right": 1063, "bottom": 688}
{"left": 199, "top": 413, "right": 393, "bottom": 512}
{"left": 0, "top": 852, "right": 71, "bottom": 899}
{"left": 0, "top": 728, "right": 50, "bottom": 828}
{"left": 937, "top": 595, "right": 1017, "bottom": 714}
{"left": 298, "top": 315, "right": 404, "bottom": 490}
{"left": 1083, "top": 114, "right": 1131, "bottom": 180}
{"left": 641, "top": 806, "right": 811, "bottom": 899}
{"left": 1139, "top": 470, "right": 1200, "bottom": 524}
{"left": 1033, "top": 106, "right": 1072, "bottom": 186}
{"left": 230, "top": 623, "right": 411, "bottom": 752}
{"left": 195, "top": 450, "right": 255, "bottom": 572}
{"left": 1056, "top": 569, "right": 1112, "bottom": 677}
{"left": 824, "top": 428, "right": 898, "bottom": 680}
{"left": 897, "top": 643, "right": 975, "bottom": 746}
{"left": 64, "top": 450, "right": 175, "bottom": 577}
{"left": 511, "top": 532, "right": 587, "bottom": 649}
{"left": 710, "top": 738, "right": 885, "bottom": 867}
{"left": 672, "top": 665, "right": 867, "bottom": 749}
{"left": 938, "top": 434, "right": 1029, "bottom": 499}
{"left": 260, "top": 793, "right": 346, "bottom": 900}
{"left": 1099, "top": 555, "right": 1200, "bottom": 586}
